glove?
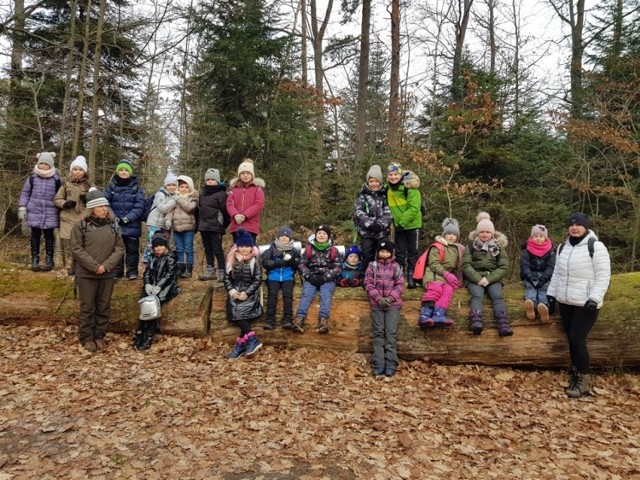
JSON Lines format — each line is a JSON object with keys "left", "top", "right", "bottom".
{"left": 530, "top": 278, "right": 539, "bottom": 287}
{"left": 121, "top": 217, "right": 130, "bottom": 224}
{"left": 537, "top": 277, "right": 547, "bottom": 287}
{"left": 79, "top": 194, "right": 87, "bottom": 204}
{"left": 350, "top": 278, "right": 361, "bottom": 287}
{"left": 164, "top": 219, "right": 172, "bottom": 230}
{"left": 339, "top": 278, "right": 350, "bottom": 287}
{"left": 62, "top": 200, "right": 76, "bottom": 209}
{"left": 283, "top": 253, "right": 292, "bottom": 261}
{"left": 368, "top": 223, "right": 383, "bottom": 233}
{"left": 443, "top": 272, "right": 460, "bottom": 289}
{"left": 309, "top": 274, "right": 324, "bottom": 286}
{"left": 145, "top": 284, "right": 154, "bottom": 295}
{"left": 18, "top": 207, "right": 27, "bottom": 221}
{"left": 377, "top": 297, "right": 391, "bottom": 308}
{"left": 478, "top": 277, "right": 489, "bottom": 287}
{"left": 151, "top": 285, "right": 162, "bottom": 296}
{"left": 584, "top": 299, "right": 598, "bottom": 311}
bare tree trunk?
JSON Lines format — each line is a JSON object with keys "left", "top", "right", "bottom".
{"left": 88, "top": 0, "right": 107, "bottom": 175}
{"left": 451, "top": 0, "right": 474, "bottom": 101}
{"left": 354, "top": 0, "right": 371, "bottom": 167}
{"left": 510, "top": 0, "right": 521, "bottom": 120}
{"left": 487, "top": 0, "right": 496, "bottom": 75}
{"left": 388, "top": 0, "right": 400, "bottom": 147}
{"left": 58, "top": 0, "right": 78, "bottom": 167}
{"left": 72, "top": 0, "right": 94, "bottom": 160}
{"left": 300, "top": 0, "right": 308, "bottom": 84}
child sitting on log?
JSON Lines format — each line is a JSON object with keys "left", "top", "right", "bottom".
{"left": 338, "top": 245, "right": 364, "bottom": 287}
{"left": 520, "top": 224, "right": 555, "bottom": 323}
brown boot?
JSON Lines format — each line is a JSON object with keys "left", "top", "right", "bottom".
{"left": 566, "top": 372, "right": 590, "bottom": 398}
{"left": 81, "top": 340, "right": 97, "bottom": 353}
{"left": 292, "top": 317, "right": 305, "bottom": 333}
{"left": 317, "top": 317, "right": 329, "bottom": 334}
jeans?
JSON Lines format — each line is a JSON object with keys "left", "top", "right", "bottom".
{"left": 296, "top": 281, "right": 336, "bottom": 319}
{"left": 523, "top": 280, "right": 549, "bottom": 306}
{"left": 559, "top": 303, "right": 599, "bottom": 373}
{"left": 201, "top": 231, "right": 225, "bottom": 270}
{"left": 371, "top": 309, "right": 400, "bottom": 370}
{"left": 174, "top": 230, "right": 195, "bottom": 264}
{"left": 266, "top": 280, "right": 295, "bottom": 324}
{"left": 466, "top": 281, "right": 506, "bottom": 313}
{"left": 394, "top": 228, "right": 420, "bottom": 276}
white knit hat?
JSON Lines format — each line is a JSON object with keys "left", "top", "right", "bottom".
{"left": 70, "top": 155, "right": 88, "bottom": 173}
{"left": 237, "top": 159, "right": 255, "bottom": 178}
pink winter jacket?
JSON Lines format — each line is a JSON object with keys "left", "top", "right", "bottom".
{"left": 226, "top": 177, "right": 265, "bottom": 235}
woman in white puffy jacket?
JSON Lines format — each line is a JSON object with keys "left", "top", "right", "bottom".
{"left": 547, "top": 212, "right": 611, "bottom": 399}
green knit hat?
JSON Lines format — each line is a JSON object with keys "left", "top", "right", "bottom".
{"left": 116, "top": 159, "right": 134, "bottom": 175}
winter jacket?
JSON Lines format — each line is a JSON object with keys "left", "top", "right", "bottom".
{"left": 353, "top": 184, "right": 392, "bottom": 240}
{"left": 198, "top": 184, "right": 229, "bottom": 233}
{"left": 167, "top": 192, "right": 198, "bottom": 232}
{"left": 423, "top": 236, "right": 464, "bottom": 284}
{"left": 261, "top": 244, "right": 300, "bottom": 283}
{"left": 386, "top": 171, "right": 422, "bottom": 230}
{"left": 146, "top": 188, "right": 177, "bottom": 229}
{"left": 54, "top": 176, "right": 92, "bottom": 239}
{"left": 338, "top": 261, "right": 364, "bottom": 286}
{"left": 143, "top": 250, "right": 181, "bottom": 303}
{"left": 226, "top": 177, "right": 265, "bottom": 235}
{"left": 223, "top": 246, "right": 263, "bottom": 321}
{"left": 298, "top": 236, "right": 342, "bottom": 285}
{"left": 104, "top": 176, "right": 145, "bottom": 237}
{"left": 363, "top": 257, "right": 405, "bottom": 311}
{"left": 70, "top": 211, "right": 125, "bottom": 279}
{"left": 520, "top": 240, "right": 556, "bottom": 286}
{"left": 547, "top": 231, "right": 611, "bottom": 308}
{"left": 462, "top": 230, "right": 509, "bottom": 285}
{"left": 19, "top": 173, "right": 61, "bottom": 229}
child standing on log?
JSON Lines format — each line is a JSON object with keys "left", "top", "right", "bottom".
{"left": 224, "top": 229, "right": 264, "bottom": 358}
{"left": 462, "top": 212, "right": 512, "bottom": 336}
{"left": 198, "top": 168, "right": 229, "bottom": 282}
{"left": 416, "top": 218, "right": 464, "bottom": 329}
{"left": 165, "top": 175, "right": 198, "bottom": 279}
{"left": 226, "top": 159, "right": 265, "bottom": 244}
{"left": 520, "top": 224, "right": 555, "bottom": 323}
{"left": 363, "top": 240, "right": 404, "bottom": 377}
{"left": 293, "top": 225, "right": 342, "bottom": 334}
{"left": 261, "top": 226, "right": 300, "bottom": 330}
{"left": 143, "top": 173, "right": 178, "bottom": 265}
{"left": 70, "top": 188, "right": 124, "bottom": 353}
{"left": 135, "top": 235, "right": 181, "bottom": 351}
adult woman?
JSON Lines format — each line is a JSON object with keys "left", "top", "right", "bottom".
{"left": 547, "top": 212, "right": 611, "bottom": 398}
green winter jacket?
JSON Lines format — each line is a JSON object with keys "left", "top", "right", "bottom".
{"left": 462, "top": 230, "right": 509, "bottom": 285}
{"left": 387, "top": 171, "right": 422, "bottom": 230}
{"left": 423, "top": 237, "right": 464, "bottom": 283}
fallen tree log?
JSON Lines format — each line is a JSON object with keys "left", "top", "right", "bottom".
{"left": 1, "top": 265, "right": 638, "bottom": 368}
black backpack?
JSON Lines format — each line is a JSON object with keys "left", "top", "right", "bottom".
{"left": 141, "top": 195, "right": 155, "bottom": 222}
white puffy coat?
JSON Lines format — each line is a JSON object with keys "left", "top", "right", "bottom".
{"left": 547, "top": 231, "right": 611, "bottom": 308}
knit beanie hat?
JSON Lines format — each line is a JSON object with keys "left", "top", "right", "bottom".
{"left": 36, "top": 152, "right": 56, "bottom": 168}
{"left": 345, "top": 245, "right": 361, "bottom": 259}
{"left": 237, "top": 159, "right": 255, "bottom": 178}
{"left": 316, "top": 225, "right": 332, "bottom": 238}
{"left": 475, "top": 212, "right": 495, "bottom": 234}
{"left": 116, "top": 159, "right": 134, "bottom": 175}
{"left": 235, "top": 229, "right": 254, "bottom": 247}
{"left": 531, "top": 224, "right": 549, "bottom": 239}
{"left": 442, "top": 218, "right": 460, "bottom": 237}
{"left": 366, "top": 165, "right": 384, "bottom": 183}
{"left": 566, "top": 212, "right": 590, "bottom": 229}
{"left": 386, "top": 162, "right": 403, "bottom": 175}
{"left": 378, "top": 239, "right": 395, "bottom": 255}
{"left": 164, "top": 172, "right": 178, "bottom": 186}
{"left": 70, "top": 155, "right": 88, "bottom": 173}
{"left": 176, "top": 175, "right": 195, "bottom": 192}
{"left": 204, "top": 168, "right": 221, "bottom": 182}
{"left": 85, "top": 187, "right": 109, "bottom": 209}
{"left": 151, "top": 236, "right": 169, "bottom": 248}
{"left": 276, "top": 226, "right": 293, "bottom": 239}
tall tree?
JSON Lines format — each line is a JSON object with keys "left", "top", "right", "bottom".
{"left": 388, "top": 0, "right": 400, "bottom": 147}
{"left": 354, "top": 0, "right": 371, "bottom": 166}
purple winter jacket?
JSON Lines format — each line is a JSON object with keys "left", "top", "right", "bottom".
{"left": 19, "top": 174, "right": 61, "bottom": 229}
{"left": 363, "top": 257, "right": 405, "bottom": 311}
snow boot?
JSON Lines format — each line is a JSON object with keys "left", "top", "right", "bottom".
{"left": 433, "top": 307, "right": 454, "bottom": 326}
{"left": 537, "top": 303, "right": 550, "bottom": 323}
{"left": 176, "top": 263, "right": 185, "bottom": 278}
{"left": 565, "top": 365, "right": 577, "bottom": 391}
{"left": 418, "top": 302, "right": 434, "bottom": 329}
{"left": 217, "top": 269, "right": 226, "bottom": 283}
{"left": 30, "top": 237, "right": 41, "bottom": 272}
{"left": 566, "top": 373, "right": 590, "bottom": 398}
{"left": 407, "top": 270, "right": 417, "bottom": 289}
{"left": 523, "top": 299, "right": 535, "bottom": 320}
{"left": 199, "top": 265, "right": 216, "bottom": 281}
{"left": 469, "top": 310, "right": 483, "bottom": 335}
{"left": 180, "top": 263, "right": 192, "bottom": 279}
{"left": 317, "top": 317, "right": 329, "bottom": 334}
{"left": 137, "top": 321, "right": 157, "bottom": 350}
{"left": 42, "top": 236, "right": 55, "bottom": 271}
{"left": 495, "top": 311, "right": 513, "bottom": 337}
{"left": 244, "top": 331, "right": 263, "bottom": 356}
{"left": 228, "top": 336, "right": 247, "bottom": 359}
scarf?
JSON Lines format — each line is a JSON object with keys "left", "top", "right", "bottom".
{"left": 526, "top": 238, "right": 552, "bottom": 257}
{"left": 34, "top": 165, "right": 56, "bottom": 178}
{"left": 569, "top": 232, "right": 589, "bottom": 246}
{"left": 473, "top": 237, "right": 500, "bottom": 257}
{"left": 226, "top": 245, "right": 256, "bottom": 273}
{"left": 88, "top": 215, "right": 111, "bottom": 227}
{"left": 113, "top": 175, "right": 132, "bottom": 187}
{"left": 313, "top": 240, "right": 330, "bottom": 251}
{"left": 275, "top": 238, "right": 294, "bottom": 252}
{"left": 203, "top": 185, "right": 224, "bottom": 196}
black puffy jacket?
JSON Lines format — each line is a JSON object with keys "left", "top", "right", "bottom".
{"left": 142, "top": 250, "right": 181, "bottom": 303}
{"left": 223, "top": 254, "right": 263, "bottom": 321}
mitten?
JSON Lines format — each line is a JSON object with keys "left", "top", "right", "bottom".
{"left": 151, "top": 285, "right": 162, "bottom": 296}
{"left": 377, "top": 297, "right": 391, "bottom": 308}
{"left": 443, "top": 271, "right": 460, "bottom": 289}
{"left": 79, "top": 194, "right": 87, "bottom": 204}
{"left": 283, "top": 253, "right": 292, "bottom": 261}
{"left": 310, "top": 274, "right": 324, "bottom": 286}
{"left": 368, "top": 223, "right": 383, "bottom": 233}
{"left": 339, "top": 278, "right": 350, "bottom": 287}
{"left": 121, "top": 217, "right": 130, "bottom": 224}
{"left": 145, "top": 284, "right": 154, "bottom": 295}
{"left": 164, "top": 219, "right": 172, "bottom": 230}
{"left": 350, "top": 278, "right": 361, "bottom": 287}
{"left": 530, "top": 278, "right": 539, "bottom": 287}
{"left": 584, "top": 299, "right": 598, "bottom": 311}
{"left": 62, "top": 200, "right": 76, "bottom": 209}
{"left": 18, "top": 207, "right": 27, "bottom": 221}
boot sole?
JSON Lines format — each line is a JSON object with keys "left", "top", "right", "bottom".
{"left": 537, "top": 304, "right": 550, "bottom": 323}
{"left": 524, "top": 300, "right": 535, "bottom": 320}
{"left": 245, "top": 342, "right": 262, "bottom": 356}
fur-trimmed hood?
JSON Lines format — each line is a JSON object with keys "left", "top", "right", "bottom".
{"left": 402, "top": 170, "right": 420, "bottom": 189}
{"left": 468, "top": 229, "right": 508, "bottom": 248}
{"left": 229, "top": 177, "right": 266, "bottom": 189}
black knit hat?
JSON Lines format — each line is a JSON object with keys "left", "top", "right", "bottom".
{"left": 151, "top": 236, "right": 169, "bottom": 248}
{"left": 316, "top": 225, "right": 332, "bottom": 238}
{"left": 567, "top": 212, "right": 590, "bottom": 229}
{"left": 377, "top": 239, "right": 395, "bottom": 255}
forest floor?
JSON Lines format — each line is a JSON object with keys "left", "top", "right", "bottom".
{"left": 1, "top": 324, "right": 639, "bottom": 480}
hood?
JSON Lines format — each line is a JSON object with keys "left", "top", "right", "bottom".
{"left": 403, "top": 170, "right": 420, "bottom": 190}
{"left": 468, "top": 229, "right": 508, "bottom": 248}
{"left": 229, "top": 177, "right": 266, "bottom": 189}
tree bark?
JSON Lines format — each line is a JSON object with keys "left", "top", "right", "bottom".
{"left": 88, "top": 0, "right": 107, "bottom": 175}
{"left": 354, "top": 0, "right": 371, "bottom": 167}
{"left": 451, "top": 0, "right": 474, "bottom": 102}
{"left": 72, "top": 0, "right": 94, "bottom": 160}
{"left": 58, "top": 0, "right": 79, "bottom": 167}
{"left": 388, "top": 0, "right": 400, "bottom": 147}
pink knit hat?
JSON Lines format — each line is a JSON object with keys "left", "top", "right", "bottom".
{"left": 475, "top": 212, "right": 495, "bottom": 234}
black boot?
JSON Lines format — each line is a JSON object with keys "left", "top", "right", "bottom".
{"left": 180, "top": 263, "right": 193, "bottom": 279}
{"left": 133, "top": 322, "right": 146, "bottom": 349}
{"left": 177, "top": 263, "right": 185, "bottom": 278}
{"left": 42, "top": 235, "right": 55, "bottom": 271}
{"left": 30, "top": 236, "right": 41, "bottom": 272}
{"left": 138, "top": 320, "right": 158, "bottom": 350}
{"left": 407, "top": 270, "right": 417, "bottom": 289}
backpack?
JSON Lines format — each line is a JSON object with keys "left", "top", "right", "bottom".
{"left": 139, "top": 295, "right": 161, "bottom": 321}
{"left": 141, "top": 195, "right": 155, "bottom": 222}
{"left": 558, "top": 237, "right": 596, "bottom": 258}
{"left": 305, "top": 243, "right": 338, "bottom": 262}
{"left": 402, "top": 187, "right": 427, "bottom": 219}
{"left": 413, "top": 242, "right": 464, "bottom": 283}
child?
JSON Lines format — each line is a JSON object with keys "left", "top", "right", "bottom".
{"left": 226, "top": 159, "right": 265, "bottom": 243}
{"left": 417, "top": 218, "right": 464, "bottom": 328}
{"left": 198, "top": 168, "right": 229, "bottom": 282}
{"left": 143, "top": 173, "right": 178, "bottom": 265}
{"left": 135, "top": 235, "right": 181, "bottom": 350}
{"left": 223, "top": 229, "right": 263, "bottom": 358}
{"left": 166, "top": 175, "right": 198, "bottom": 279}
{"left": 19, "top": 152, "right": 61, "bottom": 272}
{"left": 363, "top": 240, "right": 404, "bottom": 377}
{"left": 293, "top": 225, "right": 342, "bottom": 334}
{"left": 462, "top": 212, "right": 512, "bottom": 336}
{"left": 353, "top": 165, "right": 392, "bottom": 270}
{"left": 261, "top": 226, "right": 301, "bottom": 330}
{"left": 520, "top": 224, "right": 555, "bottom": 323}
{"left": 54, "top": 155, "right": 92, "bottom": 275}
{"left": 70, "top": 189, "right": 124, "bottom": 352}
{"left": 104, "top": 159, "right": 145, "bottom": 280}
{"left": 338, "top": 245, "right": 364, "bottom": 287}
{"left": 386, "top": 162, "right": 423, "bottom": 288}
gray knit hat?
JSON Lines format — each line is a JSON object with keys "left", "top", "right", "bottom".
{"left": 442, "top": 218, "right": 460, "bottom": 237}
{"left": 36, "top": 152, "right": 56, "bottom": 168}
{"left": 366, "top": 165, "right": 383, "bottom": 183}
{"left": 204, "top": 168, "right": 221, "bottom": 182}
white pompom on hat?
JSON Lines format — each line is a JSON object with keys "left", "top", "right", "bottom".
{"left": 475, "top": 212, "right": 495, "bottom": 234}
{"left": 86, "top": 187, "right": 110, "bottom": 209}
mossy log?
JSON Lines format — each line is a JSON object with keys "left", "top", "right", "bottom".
{"left": 1, "top": 263, "right": 639, "bottom": 368}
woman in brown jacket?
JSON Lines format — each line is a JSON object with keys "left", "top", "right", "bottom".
{"left": 70, "top": 188, "right": 125, "bottom": 353}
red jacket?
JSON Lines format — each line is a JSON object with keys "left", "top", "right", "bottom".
{"left": 226, "top": 177, "right": 265, "bottom": 235}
